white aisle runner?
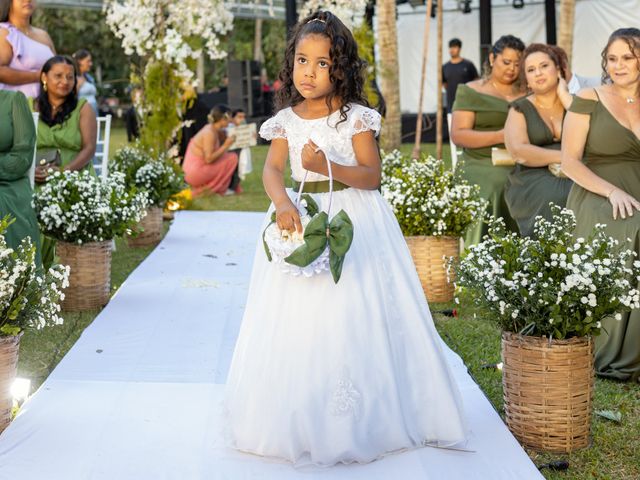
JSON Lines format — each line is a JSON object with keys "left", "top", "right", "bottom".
{"left": 0, "top": 211, "right": 543, "bottom": 480}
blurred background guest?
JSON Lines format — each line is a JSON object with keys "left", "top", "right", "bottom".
{"left": 0, "top": 0, "right": 54, "bottom": 98}
{"left": 442, "top": 38, "right": 478, "bottom": 113}
{"left": 450, "top": 34, "right": 525, "bottom": 246}
{"left": 73, "top": 48, "right": 98, "bottom": 114}
{"left": 0, "top": 88, "right": 40, "bottom": 264}
{"left": 34, "top": 55, "right": 96, "bottom": 184}
{"left": 183, "top": 104, "right": 238, "bottom": 197}
{"left": 504, "top": 44, "right": 573, "bottom": 237}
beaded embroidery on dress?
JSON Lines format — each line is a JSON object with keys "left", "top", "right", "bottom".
{"left": 224, "top": 103, "right": 468, "bottom": 467}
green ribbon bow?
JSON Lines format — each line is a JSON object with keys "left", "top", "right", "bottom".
{"left": 263, "top": 194, "right": 354, "bottom": 283}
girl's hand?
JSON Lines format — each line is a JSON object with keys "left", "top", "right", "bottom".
{"left": 223, "top": 135, "right": 236, "bottom": 149}
{"left": 608, "top": 188, "right": 640, "bottom": 220}
{"left": 275, "top": 200, "right": 303, "bottom": 233}
{"left": 301, "top": 139, "right": 328, "bottom": 174}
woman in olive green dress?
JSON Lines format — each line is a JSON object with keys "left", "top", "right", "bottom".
{"left": 451, "top": 35, "right": 525, "bottom": 246}
{"left": 0, "top": 89, "right": 40, "bottom": 265}
{"left": 504, "top": 44, "right": 574, "bottom": 237}
{"left": 562, "top": 28, "right": 640, "bottom": 382}
{"left": 34, "top": 55, "right": 97, "bottom": 267}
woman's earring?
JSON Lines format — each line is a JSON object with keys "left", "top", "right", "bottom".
{"left": 43, "top": 81, "right": 48, "bottom": 92}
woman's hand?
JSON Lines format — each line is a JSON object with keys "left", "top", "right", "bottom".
{"left": 275, "top": 200, "right": 302, "bottom": 234}
{"left": 223, "top": 135, "right": 236, "bottom": 150}
{"left": 301, "top": 139, "right": 328, "bottom": 174}
{"left": 34, "top": 165, "right": 57, "bottom": 183}
{"left": 608, "top": 188, "right": 640, "bottom": 220}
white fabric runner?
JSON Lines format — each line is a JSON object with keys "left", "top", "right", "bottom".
{"left": 0, "top": 211, "right": 543, "bottom": 479}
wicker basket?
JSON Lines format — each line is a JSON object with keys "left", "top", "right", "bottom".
{"left": 0, "top": 333, "right": 23, "bottom": 434}
{"left": 405, "top": 235, "right": 459, "bottom": 303}
{"left": 502, "top": 332, "right": 594, "bottom": 453}
{"left": 57, "top": 240, "right": 112, "bottom": 312}
{"left": 127, "top": 207, "right": 163, "bottom": 247}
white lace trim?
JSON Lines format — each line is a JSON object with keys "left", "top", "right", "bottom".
{"left": 259, "top": 115, "right": 287, "bottom": 140}
{"left": 351, "top": 108, "right": 381, "bottom": 137}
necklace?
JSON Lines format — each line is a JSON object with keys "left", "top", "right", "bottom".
{"left": 491, "top": 81, "right": 515, "bottom": 99}
{"left": 533, "top": 97, "right": 559, "bottom": 110}
{"left": 611, "top": 87, "right": 638, "bottom": 105}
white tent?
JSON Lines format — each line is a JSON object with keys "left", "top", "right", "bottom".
{"left": 390, "top": 0, "right": 640, "bottom": 113}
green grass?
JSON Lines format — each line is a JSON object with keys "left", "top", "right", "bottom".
{"left": 17, "top": 128, "right": 639, "bottom": 479}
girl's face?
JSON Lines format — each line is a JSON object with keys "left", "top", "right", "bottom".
{"left": 293, "top": 34, "right": 334, "bottom": 101}
{"left": 605, "top": 38, "right": 640, "bottom": 88}
{"left": 524, "top": 52, "right": 560, "bottom": 94}
{"left": 490, "top": 47, "right": 522, "bottom": 85}
{"left": 42, "top": 63, "right": 76, "bottom": 99}
{"left": 77, "top": 55, "right": 93, "bottom": 74}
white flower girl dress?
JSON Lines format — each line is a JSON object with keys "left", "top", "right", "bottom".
{"left": 224, "top": 103, "right": 467, "bottom": 467}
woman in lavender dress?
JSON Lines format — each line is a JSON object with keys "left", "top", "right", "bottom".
{"left": 0, "top": 0, "right": 55, "bottom": 98}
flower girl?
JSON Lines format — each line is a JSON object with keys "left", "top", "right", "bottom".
{"left": 224, "top": 11, "right": 467, "bottom": 467}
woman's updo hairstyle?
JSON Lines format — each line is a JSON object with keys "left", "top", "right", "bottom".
{"left": 484, "top": 34, "right": 526, "bottom": 77}
{"left": 208, "top": 104, "right": 231, "bottom": 124}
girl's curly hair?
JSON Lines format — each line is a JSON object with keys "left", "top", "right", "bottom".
{"left": 274, "top": 10, "right": 369, "bottom": 126}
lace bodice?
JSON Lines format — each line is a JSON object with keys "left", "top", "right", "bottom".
{"left": 259, "top": 103, "right": 381, "bottom": 182}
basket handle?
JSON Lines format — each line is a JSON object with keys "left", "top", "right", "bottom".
{"left": 295, "top": 146, "right": 334, "bottom": 218}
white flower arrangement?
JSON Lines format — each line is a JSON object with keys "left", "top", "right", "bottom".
{"left": 33, "top": 170, "right": 150, "bottom": 244}
{"left": 0, "top": 216, "right": 69, "bottom": 337}
{"left": 298, "top": 0, "right": 369, "bottom": 30}
{"left": 104, "top": 0, "right": 233, "bottom": 86}
{"left": 454, "top": 206, "right": 640, "bottom": 339}
{"left": 381, "top": 151, "right": 487, "bottom": 237}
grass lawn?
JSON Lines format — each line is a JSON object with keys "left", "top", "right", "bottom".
{"left": 16, "top": 127, "right": 640, "bottom": 479}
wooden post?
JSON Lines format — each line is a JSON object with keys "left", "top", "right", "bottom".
{"left": 558, "top": 0, "right": 576, "bottom": 68}
{"left": 412, "top": 0, "right": 434, "bottom": 160}
{"left": 436, "top": 0, "right": 443, "bottom": 161}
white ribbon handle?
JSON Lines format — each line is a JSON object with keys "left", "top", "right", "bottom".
{"left": 295, "top": 147, "right": 334, "bottom": 219}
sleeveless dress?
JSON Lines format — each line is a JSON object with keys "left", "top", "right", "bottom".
{"left": 504, "top": 96, "right": 573, "bottom": 237}
{"left": 567, "top": 95, "right": 640, "bottom": 382}
{"left": 452, "top": 84, "right": 518, "bottom": 246}
{"left": 0, "top": 90, "right": 40, "bottom": 265}
{"left": 0, "top": 22, "right": 54, "bottom": 98}
{"left": 224, "top": 104, "right": 468, "bottom": 467}
{"left": 78, "top": 74, "right": 98, "bottom": 114}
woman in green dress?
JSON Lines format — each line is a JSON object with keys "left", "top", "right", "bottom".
{"left": 34, "top": 55, "right": 96, "bottom": 183}
{"left": 451, "top": 35, "right": 525, "bottom": 246}
{"left": 562, "top": 28, "right": 640, "bottom": 382}
{"left": 504, "top": 44, "right": 574, "bottom": 237}
{"left": 0, "top": 89, "right": 40, "bottom": 265}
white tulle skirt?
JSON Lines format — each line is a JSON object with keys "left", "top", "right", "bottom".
{"left": 224, "top": 188, "right": 468, "bottom": 467}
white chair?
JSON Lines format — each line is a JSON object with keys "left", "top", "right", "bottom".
{"left": 447, "top": 113, "right": 461, "bottom": 170}
{"left": 28, "top": 112, "right": 39, "bottom": 188}
{"left": 94, "top": 114, "right": 112, "bottom": 180}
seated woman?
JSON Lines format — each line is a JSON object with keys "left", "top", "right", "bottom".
{"left": 34, "top": 55, "right": 97, "bottom": 183}
{"left": 503, "top": 44, "right": 574, "bottom": 237}
{"left": 0, "top": 89, "right": 40, "bottom": 265}
{"left": 183, "top": 104, "right": 238, "bottom": 197}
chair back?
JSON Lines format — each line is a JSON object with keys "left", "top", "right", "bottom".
{"left": 95, "top": 115, "right": 112, "bottom": 179}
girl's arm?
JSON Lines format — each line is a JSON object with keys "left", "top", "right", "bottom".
{"left": 65, "top": 102, "right": 97, "bottom": 171}
{"left": 301, "top": 130, "right": 381, "bottom": 190}
{"left": 561, "top": 91, "right": 640, "bottom": 220}
{"left": 450, "top": 109, "right": 504, "bottom": 148}
{"left": 263, "top": 138, "right": 302, "bottom": 233}
{"left": 202, "top": 128, "right": 235, "bottom": 164}
{"left": 504, "top": 108, "right": 561, "bottom": 167}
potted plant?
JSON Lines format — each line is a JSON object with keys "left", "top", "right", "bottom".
{"left": 381, "top": 151, "right": 486, "bottom": 302}
{"left": 111, "top": 146, "right": 185, "bottom": 247}
{"left": 0, "top": 216, "right": 69, "bottom": 433}
{"left": 454, "top": 206, "right": 640, "bottom": 452}
{"left": 33, "top": 170, "right": 149, "bottom": 311}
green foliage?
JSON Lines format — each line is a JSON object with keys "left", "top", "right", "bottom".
{"left": 455, "top": 206, "right": 640, "bottom": 339}
{"left": 353, "top": 22, "right": 379, "bottom": 108}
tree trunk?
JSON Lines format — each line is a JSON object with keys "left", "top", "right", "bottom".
{"left": 558, "top": 0, "right": 576, "bottom": 68}
{"left": 412, "top": 0, "right": 433, "bottom": 159}
{"left": 436, "top": 0, "right": 443, "bottom": 161}
{"left": 377, "top": 0, "right": 402, "bottom": 151}
{"left": 254, "top": 18, "right": 264, "bottom": 64}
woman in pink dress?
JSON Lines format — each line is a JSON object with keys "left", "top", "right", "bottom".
{"left": 0, "top": 0, "right": 55, "bottom": 98}
{"left": 183, "top": 104, "right": 239, "bottom": 197}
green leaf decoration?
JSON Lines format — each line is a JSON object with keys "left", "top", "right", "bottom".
{"left": 301, "top": 194, "right": 319, "bottom": 217}
{"left": 595, "top": 410, "right": 622, "bottom": 423}
{"left": 285, "top": 212, "right": 329, "bottom": 267}
{"left": 262, "top": 221, "right": 275, "bottom": 262}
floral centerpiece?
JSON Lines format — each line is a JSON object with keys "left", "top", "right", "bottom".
{"left": 381, "top": 151, "right": 486, "bottom": 302}
{"left": 111, "top": 145, "right": 185, "bottom": 246}
{"left": 33, "top": 170, "right": 149, "bottom": 311}
{"left": 454, "top": 206, "right": 640, "bottom": 452}
{"left": 0, "top": 216, "right": 69, "bottom": 433}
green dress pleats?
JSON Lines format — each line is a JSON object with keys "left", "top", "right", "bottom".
{"left": 504, "top": 96, "right": 573, "bottom": 237}
{"left": 452, "top": 84, "right": 518, "bottom": 246}
{"left": 0, "top": 90, "right": 41, "bottom": 266}
{"left": 567, "top": 95, "right": 640, "bottom": 381}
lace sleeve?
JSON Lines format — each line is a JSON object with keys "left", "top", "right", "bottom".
{"left": 350, "top": 106, "right": 381, "bottom": 138}
{"left": 259, "top": 113, "right": 287, "bottom": 141}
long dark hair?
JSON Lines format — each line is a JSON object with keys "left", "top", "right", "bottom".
{"left": 37, "top": 56, "right": 79, "bottom": 127}
{"left": 601, "top": 28, "right": 640, "bottom": 85}
{"left": 274, "top": 10, "right": 368, "bottom": 126}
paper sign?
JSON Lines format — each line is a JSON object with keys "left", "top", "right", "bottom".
{"left": 228, "top": 123, "right": 257, "bottom": 150}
